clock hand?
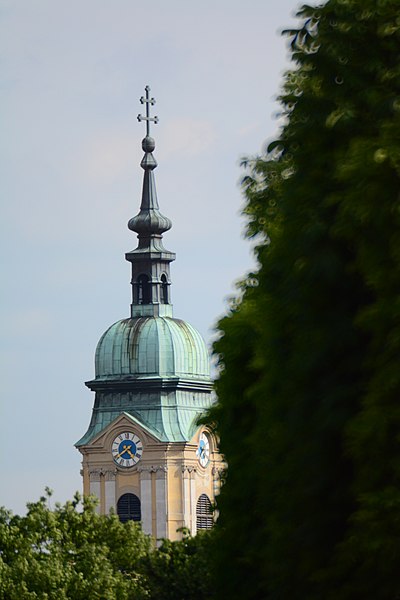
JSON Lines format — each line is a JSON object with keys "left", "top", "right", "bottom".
{"left": 125, "top": 447, "right": 136, "bottom": 460}
{"left": 115, "top": 444, "right": 133, "bottom": 460}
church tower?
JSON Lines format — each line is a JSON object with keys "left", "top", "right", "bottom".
{"left": 76, "top": 87, "right": 223, "bottom": 540}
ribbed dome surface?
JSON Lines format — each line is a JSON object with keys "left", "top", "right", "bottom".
{"left": 95, "top": 317, "right": 210, "bottom": 380}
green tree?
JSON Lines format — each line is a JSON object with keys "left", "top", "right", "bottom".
{"left": 210, "top": 1, "right": 400, "bottom": 598}
{"left": 0, "top": 490, "right": 150, "bottom": 599}
{"left": 0, "top": 491, "right": 215, "bottom": 599}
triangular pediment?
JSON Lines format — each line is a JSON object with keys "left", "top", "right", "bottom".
{"left": 75, "top": 411, "right": 164, "bottom": 448}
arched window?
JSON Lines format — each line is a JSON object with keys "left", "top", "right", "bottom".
{"left": 160, "top": 274, "right": 168, "bottom": 304}
{"left": 117, "top": 493, "right": 141, "bottom": 523}
{"left": 196, "top": 494, "right": 213, "bottom": 530}
{"left": 137, "top": 274, "right": 151, "bottom": 304}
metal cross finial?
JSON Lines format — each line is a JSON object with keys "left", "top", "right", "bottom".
{"left": 137, "top": 85, "right": 159, "bottom": 137}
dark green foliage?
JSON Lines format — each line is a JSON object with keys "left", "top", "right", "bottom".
{"left": 209, "top": 1, "right": 400, "bottom": 598}
{"left": 141, "top": 528, "right": 215, "bottom": 600}
{"left": 0, "top": 491, "right": 214, "bottom": 599}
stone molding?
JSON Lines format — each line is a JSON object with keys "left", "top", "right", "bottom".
{"left": 155, "top": 465, "right": 168, "bottom": 479}
{"left": 89, "top": 469, "right": 102, "bottom": 482}
{"left": 88, "top": 468, "right": 117, "bottom": 481}
{"left": 182, "top": 465, "right": 196, "bottom": 472}
{"left": 182, "top": 465, "right": 197, "bottom": 479}
{"left": 138, "top": 465, "right": 168, "bottom": 473}
{"left": 104, "top": 469, "right": 117, "bottom": 481}
{"left": 138, "top": 468, "right": 152, "bottom": 480}
{"left": 212, "top": 466, "right": 225, "bottom": 477}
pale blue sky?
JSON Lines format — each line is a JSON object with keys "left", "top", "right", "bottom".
{"left": 1, "top": 0, "right": 303, "bottom": 514}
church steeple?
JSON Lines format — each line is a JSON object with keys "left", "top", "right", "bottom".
{"left": 126, "top": 86, "right": 175, "bottom": 318}
{"left": 77, "top": 87, "right": 222, "bottom": 539}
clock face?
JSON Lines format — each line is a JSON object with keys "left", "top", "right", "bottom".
{"left": 111, "top": 432, "right": 143, "bottom": 468}
{"left": 196, "top": 432, "right": 210, "bottom": 467}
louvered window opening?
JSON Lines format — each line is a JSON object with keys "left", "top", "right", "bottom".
{"left": 196, "top": 493, "right": 213, "bottom": 530}
{"left": 137, "top": 275, "right": 151, "bottom": 304}
{"left": 117, "top": 493, "right": 141, "bottom": 523}
{"left": 160, "top": 274, "right": 168, "bottom": 304}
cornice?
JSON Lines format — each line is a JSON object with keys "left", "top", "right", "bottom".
{"left": 85, "top": 376, "right": 213, "bottom": 393}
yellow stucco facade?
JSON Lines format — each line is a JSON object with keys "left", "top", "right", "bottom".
{"left": 78, "top": 414, "right": 224, "bottom": 540}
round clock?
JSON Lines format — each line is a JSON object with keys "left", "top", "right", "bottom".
{"left": 196, "top": 432, "right": 210, "bottom": 467}
{"left": 111, "top": 432, "right": 143, "bottom": 468}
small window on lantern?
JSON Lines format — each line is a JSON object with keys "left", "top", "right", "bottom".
{"left": 137, "top": 274, "right": 151, "bottom": 304}
{"left": 160, "top": 274, "right": 168, "bottom": 304}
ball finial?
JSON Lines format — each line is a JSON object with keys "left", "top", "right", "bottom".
{"left": 142, "top": 136, "right": 155, "bottom": 153}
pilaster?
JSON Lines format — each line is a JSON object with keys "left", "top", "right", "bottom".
{"left": 89, "top": 469, "right": 102, "bottom": 514}
{"left": 138, "top": 467, "right": 153, "bottom": 535}
{"left": 189, "top": 468, "right": 197, "bottom": 535}
{"left": 182, "top": 465, "right": 197, "bottom": 534}
{"left": 155, "top": 465, "right": 168, "bottom": 540}
{"left": 104, "top": 469, "right": 117, "bottom": 514}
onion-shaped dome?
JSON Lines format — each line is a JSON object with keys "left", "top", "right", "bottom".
{"left": 128, "top": 206, "right": 172, "bottom": 236}
{"left": 95, "top": 317, "right": 210, "bottom": 381}
{"left": 127, "top": 136, "right": 172, "bottom": 236}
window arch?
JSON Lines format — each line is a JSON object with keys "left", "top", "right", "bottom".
{"left": 137, "top": 274, "right": 151, "bottom": 304}
{"left": 160, "top": 274, "right": 168, "bottom": 304}
{"left": 196, "top": 493, "right": 213, "bottom": 530}
{"left": 117, "top": 493, "right": 141, "bottom": 523}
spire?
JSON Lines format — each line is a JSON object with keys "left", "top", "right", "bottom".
{"left": 125, "top": 86, "right": 176, "bottom": 318}
{"left": 128, "top": 85, "right": 172, "bottom": 240}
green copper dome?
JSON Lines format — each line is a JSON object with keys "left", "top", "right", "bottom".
{"left": 94, "top": 317, "right": 210, "bottom": 381}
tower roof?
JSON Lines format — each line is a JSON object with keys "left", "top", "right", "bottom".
{"left": 92, "top": 316, "right": 210, "bottom": 383}
{"left": 77, "top": 87, "right": 213, "bottom": 449}
{"left": 89, "top": 87, "right": 211, "bottom": 385}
